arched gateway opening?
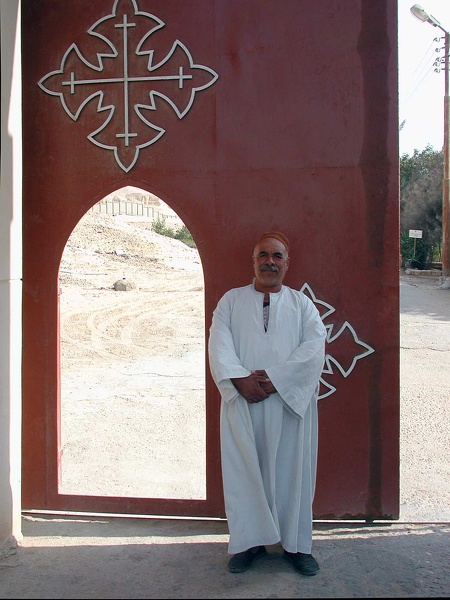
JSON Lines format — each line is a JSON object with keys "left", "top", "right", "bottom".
{"left": 59, "top": 187, "right": 206, "bottom": 500}
{"left": 22, "top": 182, "right": 224, "bottom": 518}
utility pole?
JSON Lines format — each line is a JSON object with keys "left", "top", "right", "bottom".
{"left": 410, "top": 4, "right": 450, "bottom": 288}
{"left": 443, "top": 30, "right": 450, "bottom": 287}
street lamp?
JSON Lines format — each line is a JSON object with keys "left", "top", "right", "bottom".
{"left": 410, "top": 4, "right": 450, "bottom": 289}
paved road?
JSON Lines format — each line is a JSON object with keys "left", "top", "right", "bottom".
{"left": 399, "top": 272, "right": 450, "bottom": 522}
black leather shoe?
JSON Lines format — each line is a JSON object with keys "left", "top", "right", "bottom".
{"left": 228, "top": 546, "right": 267, "bottom": 573}
{"left": 284, "top": 550, "right": 320, "bottom": 576}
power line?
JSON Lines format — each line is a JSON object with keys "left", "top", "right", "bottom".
{"left": 405, "top": 38, "right": 444, "bottom": 105}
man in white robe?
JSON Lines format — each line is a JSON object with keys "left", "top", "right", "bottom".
{"left": 208, "top": 231, "right": 327, "bottom": 575}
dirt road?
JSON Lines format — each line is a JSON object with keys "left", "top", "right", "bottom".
{"left": 399, "top": 272, "right": 450, "bottom": 521}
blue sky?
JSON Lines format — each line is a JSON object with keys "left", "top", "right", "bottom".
{"left": 398, "top": 0, "right": 450, "bottom": 156}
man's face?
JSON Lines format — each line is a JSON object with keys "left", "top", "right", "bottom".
{"left": 252, "top": 237, "right": 290, "bottom": 293}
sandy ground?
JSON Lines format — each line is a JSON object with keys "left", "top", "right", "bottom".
{"left": 1, "top": 517, "right": 448, "bottom": 599}
{"left": 58, "top": 210, "right": 207, "bottom": 499}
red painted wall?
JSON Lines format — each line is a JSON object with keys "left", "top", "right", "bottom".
{"left": 22, "top": 0, "right": 399, "bottom": 519}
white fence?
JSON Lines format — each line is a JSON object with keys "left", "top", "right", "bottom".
{"left": 91, "top": 200, "right": 180, "bottom": 222}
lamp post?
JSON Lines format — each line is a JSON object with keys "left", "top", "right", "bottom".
{"left": 410, "top": 4, "right": 450, "bottom": 288}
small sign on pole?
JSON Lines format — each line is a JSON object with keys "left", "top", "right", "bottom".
{"left": 409, "top": 230, "right": 422, "bottom": 259}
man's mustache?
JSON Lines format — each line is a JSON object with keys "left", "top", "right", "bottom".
{"left": 260, "top": 264, "right": 279, "bottom": 272}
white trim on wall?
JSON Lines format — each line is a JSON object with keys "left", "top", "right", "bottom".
{"left": 0, "top": 0, "right": 23, "bottom": 554}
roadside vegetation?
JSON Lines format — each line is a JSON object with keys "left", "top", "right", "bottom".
{"left": 400, "top": 145, "right": 443, "bottom": 269}
{"left": 150, "top": 215, "right": 196, "bottom": 248}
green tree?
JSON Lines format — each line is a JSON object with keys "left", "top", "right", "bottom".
{"left": 400, "top": 145, "right": 443, "bottom": 268}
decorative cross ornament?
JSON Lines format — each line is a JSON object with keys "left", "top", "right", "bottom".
{"left": 301, "top": 284, "right": 375, "bottom": 400}
{"left": 38, "top": 0, "right": 219, "bottom": 172}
